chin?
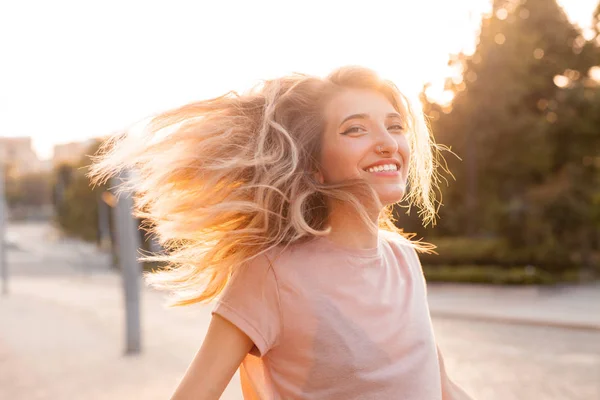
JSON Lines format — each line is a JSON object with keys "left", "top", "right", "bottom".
{"left": 377, "top": 189, "right": 406, "bottom": 206}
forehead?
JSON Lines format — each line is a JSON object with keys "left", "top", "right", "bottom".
{"left": 324, "top": 89, "right": 399, "bottom": 123}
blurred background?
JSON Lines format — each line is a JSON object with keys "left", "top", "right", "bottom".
{"left": 0, "top": 0, "right": 598, "bottom": 399}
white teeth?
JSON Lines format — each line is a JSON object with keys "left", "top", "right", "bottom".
{"left": 366, "top": 164, "right": 398, "bottom": 173}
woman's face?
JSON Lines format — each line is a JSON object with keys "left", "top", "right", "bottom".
{"left": 317, "top": 88, "right": 410, "bottom": 206}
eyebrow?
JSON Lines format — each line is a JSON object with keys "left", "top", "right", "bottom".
{"left": 339, "top": 112, "right": 403, "bottom": 127}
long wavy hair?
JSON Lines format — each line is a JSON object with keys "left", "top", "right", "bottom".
{"left": 88, "top": 66, "right": 443, "bottom": 306}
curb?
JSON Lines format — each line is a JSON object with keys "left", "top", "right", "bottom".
{"left": 430, "top": 309, "right": 600, "bottom": 332}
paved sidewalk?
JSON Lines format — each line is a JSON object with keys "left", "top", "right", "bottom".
{"left": 1, "top": 222, "right": 242, "bottom": 400}
{"left": 427, "top": 283, "right": 600, "bottom": 331}
{"left": 1, "top": 275, "right": 244, "bottom": 400}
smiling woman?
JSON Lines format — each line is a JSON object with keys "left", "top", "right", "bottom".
{"left": 88, "top": 66, "right": 470, "bottom": 400}
{"left": 318, "top": 89, "right": 412, "bottom": 210}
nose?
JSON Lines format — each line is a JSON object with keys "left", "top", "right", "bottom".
{"left": 373, "top": 125, "right": 399, "bottom": 155}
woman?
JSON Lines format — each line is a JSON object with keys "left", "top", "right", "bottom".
{"left": 89, "top": 66, "right": 472, "bottom": 399}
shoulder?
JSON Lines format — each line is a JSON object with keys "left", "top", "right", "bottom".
{"left": 380, "top": 229, "right": 430, "bottom": 291}
{"left": 380, "top": 230, "right": 418, "bottom": 254}
{"left": 233, "top": 242, "right": 307, "bottom": 284}
{"left": 379, "top": 229, "right": 423, "bottom": 268}
{"left": 238, "top": 249, "right": 277, "bottom": 272}
{"left": 215, "top": 248, "right": 284, "bottom": 356}
{"left": 223, "top": 249, "right": 281, "bottom": 299}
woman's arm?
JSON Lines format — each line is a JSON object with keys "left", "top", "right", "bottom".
{"left": 170, "top": 314, "right": 254, "bottom": 400}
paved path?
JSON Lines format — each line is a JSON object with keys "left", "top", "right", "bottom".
{"left": 1, "top": 274, "right": 243, "bottom": 400}
{"left": 428, "top": 282, "right": 600, "bottom": 331}
{"left": 433, "top": 317, "right": 600, "bottom": 399}
{"left": 1, "top": 222, "right": 599, "bottom": 399}
{"left": 1, "top": 222, "right": 244, "bottom": 399}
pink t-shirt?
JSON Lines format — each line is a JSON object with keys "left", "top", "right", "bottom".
{"left": 213, "top": 230, "right": 471, "bottom": 399}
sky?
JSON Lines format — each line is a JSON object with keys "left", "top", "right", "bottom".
{"left": 0, "top": 0, "right": 597, "bottom": 160}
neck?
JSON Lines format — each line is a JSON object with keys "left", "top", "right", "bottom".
{"left": 325, "top": 201, "right": 381, "bottom": 249}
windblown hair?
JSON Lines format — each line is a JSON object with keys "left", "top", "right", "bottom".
{"left": 89, "top": 66, "right": 443, "bottom": 306}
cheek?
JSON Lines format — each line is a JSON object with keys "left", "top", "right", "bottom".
{"left": 398, "top": 136, "right": 411, "bottom": 165}
{"left": 320, "top": 143, "right": 363, "bottom": 181}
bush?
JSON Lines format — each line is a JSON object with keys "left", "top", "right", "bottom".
{"left": 6, "top": 172, "right": 53, "bottom": 209}
{"left": 422, "top": 265, "right": 561, "bottom": 285}
{"left": 420, "top": 237, "right": 503, "bottom": 266}
{"left": 56, "top": 171, "right": 100, "bottom": 242}
{"left": 420, "top": 236, "right": 578, "bottom": 272}
{"left": 53, "top": 140, "right": 104, "bottom": 243}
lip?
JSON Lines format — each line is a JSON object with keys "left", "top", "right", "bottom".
{"left": 363, "top": 158, "right": 402, "bottom": 171}
{"left": 364, "top": 169, "right": 400, "bottom": 178}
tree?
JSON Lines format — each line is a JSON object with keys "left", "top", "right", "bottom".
{"left": 420, "top": 0, "right": 600, "bottom": 272}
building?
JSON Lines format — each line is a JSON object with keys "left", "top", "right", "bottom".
{"left": 0, "top": 137, "right": 44, "bottom": 177}
{"left": 52, "top": 139, "right": 98, "bottom": 167}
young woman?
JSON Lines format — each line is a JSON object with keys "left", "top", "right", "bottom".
{"left": 89, "top": 66, "right": 472, "bottom": 399}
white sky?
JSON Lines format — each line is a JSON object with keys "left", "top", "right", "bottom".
{"left": 0, "top": 0, "right": 597, "bottom": 160}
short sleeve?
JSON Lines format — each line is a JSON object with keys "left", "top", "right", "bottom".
{"left": 383, "top": 231, "right": 429, "bottom": 294}
{"left": 406, "top": 244, "right": 429, "bottom": 295}
{"left": 212, "top": 254, "right": 282, "bottom": 357}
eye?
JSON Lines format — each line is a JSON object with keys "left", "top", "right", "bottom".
{"left": 341, "top": 126, "right": 367, "bottom": 135}
{"left": 387, "top": 124, "right": 405, "bottom": 132}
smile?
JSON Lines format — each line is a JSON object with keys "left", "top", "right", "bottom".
{"left": 365, "top": 163, "right": 398, "bottom": 173}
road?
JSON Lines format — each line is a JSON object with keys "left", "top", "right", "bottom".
{"left": 1, "top": 222, "right": 599, "bottom": 399}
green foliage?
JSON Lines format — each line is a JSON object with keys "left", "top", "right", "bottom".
{"left": 422, "top": 265, "right": 561, "bottom": 285}
{"left": 412, "top": 0, "right": 600, "bottom": 276}
{"left": 420, "top": 237, "right": 506, "bottom": 266}
{"left": 54, "top": 140, "right": 105, "bottom": 242}
{"left": 56, "top": 170, "right": 100, "bottom": 241}
{"left": 421, "top": 236, "right": 574, "bottom": 271}
{"left": 5, "top": 172, "right": 53, "bottom": 208}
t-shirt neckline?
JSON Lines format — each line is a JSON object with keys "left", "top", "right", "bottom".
{"left": 313, "top": 234, "right": 383, "bottom": 258}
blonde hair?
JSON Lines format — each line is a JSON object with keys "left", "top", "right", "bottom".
{"left": 89, "top": 66, "right": 442, "bottom": 306}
